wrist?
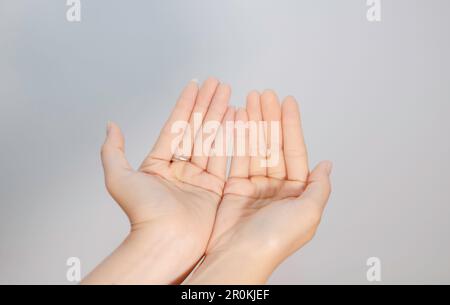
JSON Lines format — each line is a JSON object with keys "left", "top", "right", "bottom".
{"left": 82, "top": 224, "right": 204, "bottom": 285}
{"left": 186, "top": 246, "right": 278, "bottom": 285}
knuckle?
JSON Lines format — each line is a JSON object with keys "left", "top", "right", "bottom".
{"left": 283, "top": 148, "right": 307, "bottom": 158}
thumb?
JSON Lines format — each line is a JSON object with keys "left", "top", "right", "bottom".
{"left": 101, "top": 122, "right": 133, "bottom": 184}
{"left": 300, "top": 161, "right": 333, "bottom": 211}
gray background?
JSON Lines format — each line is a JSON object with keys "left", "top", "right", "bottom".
{"left": 1, "top": 0, "right": 449, "bottom": 284}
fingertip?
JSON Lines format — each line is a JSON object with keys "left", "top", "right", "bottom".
{"left": 262, "top": 89, "right": 276, "bottom": 96}
{"left": 318, "top": 160, "right": 333, "bottom": 176}
{"left": 246, "top": 91, "right": 260, "bottom": 109}
{"left": 261, "top": 90, "right": 281, "bottom": 124}
{"left": 211, "top": 82, "right": 231, "bottom": 99}
{"left": 235, "top": 107, "right": 248, "bottom": 121}
{"left": 282, "top": 96, "right": 298, "bottom": 108}
{"left": 308, "top": 161, "right": 332, "bottom": 181}
{"left": 219, "top": 83, "right": 232, "bottom": 94}
{"left": 285, "top": 95, "right": 296, "bottom": 101}
{"left": 204, "top": 76, "right": 220, "bottom": 86}
{"left": 281, "top": 98, "right": 300, "bottom": 120}
{"left": 180, "top": 81, "right": 199, "bottom": 102}
{"left": 106, "top": 121, "right": 120, "bottom": 137}
{"left": 247, "top": 90, "right": 260, "bottom": 100}
{"left": 224, "top": 106, "right": 236, "bottom": 119}
{"left": 106, "top": 121, "right": 120, "bottom": 134}
{"left": 105, "top": 121, "right": 125, "bottom": 148}
{"left": 261, "top": 89, "right": 279, "bottom": 101}
{"left": 186, "top": 79, "right": 199, "bottom": 88}
{"left": 299, "top": 161, "right": 333, "bottom": 208}
{"left": 106, "top": 121, "right": 113, "bottom": 135}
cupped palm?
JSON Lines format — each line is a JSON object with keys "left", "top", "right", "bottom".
{"left": 206, "top": 91, "right": 332, "bottom": 264}
{"left": 101, "top": 78, "right": 234, "bottom": 263}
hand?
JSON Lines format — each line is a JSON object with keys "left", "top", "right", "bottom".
{"left": 188, "top": 90, "right": 332, "bottom": 284}
{"left": 83, "top": 78, "right": 234, "bottom": 284}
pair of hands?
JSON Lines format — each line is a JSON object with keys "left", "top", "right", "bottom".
{"left": 82, "top": 78, "right": 332, "bottom": 285}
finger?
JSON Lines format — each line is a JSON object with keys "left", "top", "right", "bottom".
{"left": 191, "top": 83, "right": 231, "bottom": 170}
{"left": 229, "top": 108, "right": 250, "bottom": 178}
{"left": 206, "top": 107, "right": 235, "bottom": 180}
{"left": 282, "top": 96, "right": 309, "bottom": 182}
{"left": 147, "top": 80, "right": 198, "bottom": 161}
{"left": 299, "top": 161, "right": 332, "bottom": 211}
{"left": 175, "top": 77, "right": 220, "bottom": 160}
{"left": 247, "top": 91, "right": 267, "bottom": 177}
{"left": 260, "top": 90, "right": 286, "bottom": 179}
{"left": 101, "top": 122, "right": 133, "bottom": 183}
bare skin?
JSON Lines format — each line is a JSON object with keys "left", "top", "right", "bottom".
{"left": 187, "top": 91, "right": 332, "bottom": 284}
{"left": 82, "top": 80, "right": 332, "bottom": 285}
{"left": 83, "top": 78, "right": 235, "bottom": 284}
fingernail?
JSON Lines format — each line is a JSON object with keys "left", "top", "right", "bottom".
{"left": 191, "top": 78, "right": 199, "bottom": 84}
{"left": 324, "top": 161, "right": 333, "bottom": 175}
{"left": 106, "top": 121, "right": 113, "bottom": 135}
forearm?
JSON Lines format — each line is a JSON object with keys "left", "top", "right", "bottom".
{"left": 82, "top": 226, "right": 200, "bottom": 285}
{"left": 186, "top": 248, "right": 277, "bottom": 285}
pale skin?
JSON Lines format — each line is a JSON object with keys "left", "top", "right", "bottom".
{"left": 82, "top": 78, "right": 332, "bottom": 285}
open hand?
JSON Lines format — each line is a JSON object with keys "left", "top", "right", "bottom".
{"left": 85, "top": 78, "right": 234, "bottom": 284}
{"left": 189, "top": 90, "right": 332, "bottom": 284}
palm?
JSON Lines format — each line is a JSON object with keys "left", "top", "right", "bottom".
{"left": 107, "top": 163, "right": 220, "bottom": 230}
{"left": 206, "top": 91, "right": 331, "bottom": 261}
{"left": 101, "top": 78, "right": 233, "bottom": 258}
{"left": 208, "top": 177, "right": 317, "bottom": 257}
{"left": 96, "top": 81, "right": 331, "bottom": 285}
